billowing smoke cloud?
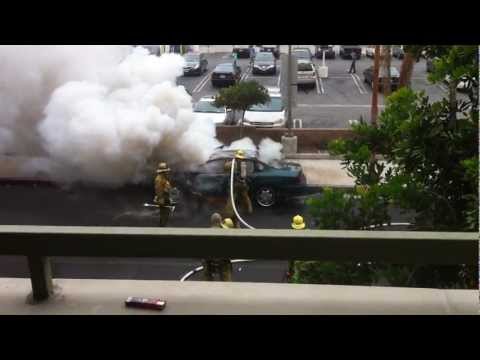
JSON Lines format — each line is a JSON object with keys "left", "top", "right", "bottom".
{"left": 225, "top": 136, "right": 284, "bottom": 164}
{"left": 225, "top": 137, "right": 257, "bottom": 152}
{"left": 258, "top": 138, "right": 283, "bottom": 164}
{"left": 0, "top": 45, "right": 131, "bottom": 156}
{"left": 0, "top": 46, "right": 221, "bottom": 186}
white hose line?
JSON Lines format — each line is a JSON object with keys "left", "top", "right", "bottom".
{"left": 230, "top": 158, "right": 256, "bottom": 230}
{"left": 180, "top": 259, "right": 256, "bottom": 282}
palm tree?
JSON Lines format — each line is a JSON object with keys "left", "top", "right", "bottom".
{"left": 382, "top": 45, "right": 392, "bottom": 96}
{"left": 399, "top": 45, "right": 424, "bottom": 89}
{"left": 371, "top": 45, "right": 381, "bottom": 126}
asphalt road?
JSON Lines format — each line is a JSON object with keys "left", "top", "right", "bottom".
{"left": 0, "top": 183, "right": 413, "bottom": 282}
{"left": 177, "top": 45, "right": 456, "bottom": 128}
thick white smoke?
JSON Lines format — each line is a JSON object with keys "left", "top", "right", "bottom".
{"left": 0, "top": 45, "right": 131, "bottom": 156}
{"left": 226, "top": 137, "right": 284, "bottom": 164}
{"left": 258, "top": 138, "right": 283, "bottom": 164}
{"left": 0, "top": 46, "right": 221, "bottom": 186}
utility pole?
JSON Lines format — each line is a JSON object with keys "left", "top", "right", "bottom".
{"left": 287, "top": 44, "right": 293, "bottom": 136}
{"left": 371, "top": 45, "right": 381, "bottom": 127}
{"left": 282, "top": 44, "right": 298, "bottom": 155}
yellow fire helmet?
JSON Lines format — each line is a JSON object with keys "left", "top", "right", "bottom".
{"left": 291, "top": 215, "right": 306, "bottom": 230}
{"left": 221, "top": 218, "right": 235, "bottom": 229}
{"left": 157, "top": 162, "right": 171, "bottom": 174}
{"left": 235, "top": 150, "right": 246, "bottom": 160}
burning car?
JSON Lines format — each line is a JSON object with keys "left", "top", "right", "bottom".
{"left": 173, "top": 148, "right": 311, "bottom": 208}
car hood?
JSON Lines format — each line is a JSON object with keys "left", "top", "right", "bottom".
{"left": 194, "top": 112, "right": 226, "bottom": 125}
{"left": 244, "top": 111, "right": 285, "bottom": 123}
{"left": 254, "top": 61, "right": 274, "bottom": 66}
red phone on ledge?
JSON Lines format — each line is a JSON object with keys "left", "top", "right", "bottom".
{"left": 125, "top": 297, "right": 166, "bottom": 311}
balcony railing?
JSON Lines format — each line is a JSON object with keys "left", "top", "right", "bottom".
{"left": 0, "top": 225, "right": 477, "bottom": 303}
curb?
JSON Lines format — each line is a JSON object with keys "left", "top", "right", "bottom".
{"left": 285, "top": 153, "right": 386, "bottom": 161}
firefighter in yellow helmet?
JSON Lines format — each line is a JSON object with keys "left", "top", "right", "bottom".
{"left": 287, "top": 215, "right": 306, "bottom": 282}
{"left": 291, "top": 215, "right": 306, "bottom": 230}
{"left": 203, "top": 213, "right": 234, "bottom": 281}
{"left": 222, "top": 150, "right": 253, "bottom": 227}
{"left": 154, "top": 162, "right": 173, "bottom": 227}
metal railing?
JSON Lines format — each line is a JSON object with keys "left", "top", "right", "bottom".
{"left": 0, "top": 225, "right": 477, "bottom": 302}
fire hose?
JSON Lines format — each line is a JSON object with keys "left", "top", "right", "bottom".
{"left": 180, "top": 156, "right": 257, "bottom": 281}
{"left": 230, "top": 157, "right": 255, "bottom": 230}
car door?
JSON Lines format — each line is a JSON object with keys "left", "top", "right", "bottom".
{"left": 193, "top": 160, "right": 228, "bottom": 196}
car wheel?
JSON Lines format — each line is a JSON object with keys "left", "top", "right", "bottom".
{"left": 255, "top": 187, "right": 276, "bottom": 207}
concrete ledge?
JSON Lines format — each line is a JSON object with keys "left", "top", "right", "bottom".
{"left": 0, "top": 278, "right": 477, "bottom": 315}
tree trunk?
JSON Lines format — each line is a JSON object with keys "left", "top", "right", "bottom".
{"left": 399, "top": 52, "right": 415, "bottom": 88}
{"left": 448, "top": 80, "right": 458, "bottom": 128}
{"left": 239, "top": 110, "right": 246, "bottom": 138}
{"left": 371, "top": 46, "right": 381, "bottom": 127}
{"left": 382, "top": 45, "right": 392, "bottom": 96}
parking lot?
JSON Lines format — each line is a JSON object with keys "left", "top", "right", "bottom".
{"left": 176, "top": 45, "right": 453, "bottom": 128}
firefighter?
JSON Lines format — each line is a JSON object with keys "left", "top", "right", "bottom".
{"left": 287, "top": 215, "right": 306, "bottom": 282}
{"left": 203, "top": 213, "right": 234, "bottom": 281}
{"left": 154, "top": 162, "right": 173, "bottom": 227}
{"left": 222, "top": 150, "right": 253, "bottom": 227}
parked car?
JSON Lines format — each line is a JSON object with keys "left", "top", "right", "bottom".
{"left": 243, "top": 88, "right": 285, "bottom": 128}
{"left": 315, "top": 45, "right": 335, "bottom": 59}
{"left": 297, "top": 60, "right": 317, "bottom": 88}
{"left": 211, "top": 63, "right": 242, "bottom": 87}
{"left": 261, "top": 45, "right": 280, "bottom": 59}
{"left": 252, "top": 51, "right": 277, "bottom": 75}
{"left": 233, "top": 45, "right": 251, "bottom": 58}
{"left": 193, "top": 97, "right": 227, "bottom": 125}
{"left": 292, "top": 47, "right": 314, "bottom": 61}
{"left": 392, "top": 46, "right": 405, "bottom": 59}
{"left": 363, "top": 66, "right": 400, "bottom": 91}
{"left": 176, "top": 148, "right": 308, "bottom": 207}
{"left": 339, "top": 45, "right": 362, "bottom": 59}
{"left": 365, "top": 46, "right": 376, "bottom": 58}
{"left": 183, "top": 52, "right": 208, "bottom": 76}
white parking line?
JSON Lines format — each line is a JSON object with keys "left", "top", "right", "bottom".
{"left": 277, "top": 72, "right": 281, "bottom": 87}
{"left": 293, "top": 118, "right": 303, "bottom": 128}
{"left": 351, "top": 74, "right": 366, "bottom": 95}
{"left": 318, "top": 77, "right": 325, "bottom": 95}
{"left": 241, "top": 67, "right": 251, "bottom": 82}
{"left": 353, "top": 74, "right": 368, "bottom": 94}
{"left": 297, "top": 104, "right": 385, "bottom": 108}
{"left": 193, "top": 71, "right": 213, "bottom": 93}
{"left": 313, "top": 65, "right": 322, "bottom": 95}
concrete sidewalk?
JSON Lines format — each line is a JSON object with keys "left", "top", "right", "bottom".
{"left": 293, "top": 158, "right": 355, "bottom": 187}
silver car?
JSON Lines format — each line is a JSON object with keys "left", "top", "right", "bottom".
{"left": 296, "top": 60, "right": 317, "bottom": 87}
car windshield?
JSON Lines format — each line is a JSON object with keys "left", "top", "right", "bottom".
{"left": 293, "top": 50, "right": 310, "bottom": 58}
{"left": 249, "top": 97, "right": 283, "bottom": 112}
{"left": 184, "top": 54, "right": 199, "bottom": 62}
{"left": 194, "top": 101, "right": 224, "bottom": 113}
{"left": 298, "top": 63, "right": 313, "bottom": 72}
{"left": 255, "top": 53, "right": 274, "bottom": 61}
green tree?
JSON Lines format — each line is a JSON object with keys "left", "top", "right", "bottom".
{"left": 293, "top": 46, "right": 478, "bottom": 288}
{"left": 214, "top": 81, "right": 270, "bottom": 137}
